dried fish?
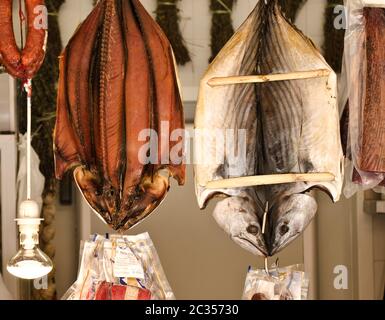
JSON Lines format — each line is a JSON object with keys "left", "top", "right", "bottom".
{"left": 0, "top": 0, "right": 47, "bottom": 79}
{"left": 54, "top": 0, "right": 185, "bottom": 231}
{"left": 341, "top": 3, "right": 385, "bottom": 194}
{"left": 213, "top": 193, "right": 267, "bottom": 256}
{"left": 195, "top": 0, "right": 343, "bottom": 256}
{"left": 354, "top": 8, "right": 385, "bottom": 178}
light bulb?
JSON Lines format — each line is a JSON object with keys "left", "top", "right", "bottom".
{"left": 7, "top": 200, "right": 53, "bottom": 280}
{"left": 7, "top": 247, "right": 53, "bottom": 280}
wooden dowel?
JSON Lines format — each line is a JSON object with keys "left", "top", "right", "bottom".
{"left": 363, "top": 0, "right": 385, "bottom": 8}
{"left": 204, "top": 172, "right": 336, "bottom": 189}
{"left": 207, "top": 69, "right": 331, "bottom": 87}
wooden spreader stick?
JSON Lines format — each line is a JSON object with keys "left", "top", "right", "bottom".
{"left": 204, "top": 67, "right": 335, "bottom": 188}
{"left": 363, "top": 0, "right": 385, "bottom": 8}
{"left": 207, "top": 69, "right": 330, "bottom": 87}
{"left": 205, "top": 173, "right": 336, "bottom": 189}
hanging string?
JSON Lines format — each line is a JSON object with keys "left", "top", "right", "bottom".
{"left": 19, "top": 0, "right": 31, "bottom": 200}
{"left": 264, "top": 257, "right": 270, "bottom": 276}
{"left": 214, "top": 0, "right": 232, "bottom": 13}
{"left": 261, "top": 202, "right": 269, "bottom": 235}
{"left": 262, "top": 202, "right": 270, "bottom": 276}
{"left": 28, "top": 0, "right": 65, "bottom": 301}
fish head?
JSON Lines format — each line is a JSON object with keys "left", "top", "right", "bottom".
{"left": 115, "top": 168, "right": 170, "bottom": 230}
{"left": 75, "top": 167, "right": 171, "bottom": 230}
{"left": 268, "top": 192, "right": 317, "bottom": 256}
{"left": 213, "top": 195, "right": 267, "bottom": 256}
{"left": 74, "top": 167, "right": 119, "bottom": 225}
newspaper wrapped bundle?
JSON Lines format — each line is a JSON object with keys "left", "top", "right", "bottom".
{"left": 62, "top": 233, "right": 174, "bottom": 300}
{"left": 242, "top": 264, "right": 309, "bottom": 300}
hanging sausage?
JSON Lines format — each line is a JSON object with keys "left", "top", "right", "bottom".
{"left": 54, "top": 0, "right": 185, "bottom": 231}
{"left": 0, "top": 0, "right": 47, "bottom": 79}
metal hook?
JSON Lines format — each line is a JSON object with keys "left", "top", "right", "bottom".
{"left": 274, "top": 258, "right": 280, "bottom": 278}
{"left": 262, "top": 201, "right": 269, "bottom": 235}
{"left": 264, "top": 257, "right": 269, "bottom": 275}
{"left": 93, "top": 239, "right": 102, "bottom": 258}
{"left": 264, "top": 257, "right": 281, "bottom": 278}
{"left": 262, "top": 201, "right": 270, "bottom": 276}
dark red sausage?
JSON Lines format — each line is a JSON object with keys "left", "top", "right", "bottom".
{"left": 0, "top": 0, "right": 22, "bottom": 77}
{"left": 0, "top": 0, "right": 47, "bottom": 79}
{"left": 22, "top": 0, "right": 47, "bottom": 78}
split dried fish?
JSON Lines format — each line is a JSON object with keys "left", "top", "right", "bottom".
{"left": 195, "top": 0, "right": 343, "bottom": 256}
{"left": 54, "top": 0, "right": 185, "bottom": 231}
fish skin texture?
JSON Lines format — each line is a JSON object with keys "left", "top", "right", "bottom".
{"left": 195, "top": 0, "right": 343, "bottom": 256}
{"left": 54, "top": 0, "right": 185, "bottom": 231}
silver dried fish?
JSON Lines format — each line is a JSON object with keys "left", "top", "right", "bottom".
{"left": 195, "top": 0, "right": 343, "bottom": 256}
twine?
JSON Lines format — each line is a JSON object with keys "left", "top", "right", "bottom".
{"left": 212, "top": 10, "right": 230, "bottom": 15}
{"left": 213, "top": 0, "right": 232, "bottom": 14}
{"left": 158, "top": 1, "right": 177, "bottom": 5}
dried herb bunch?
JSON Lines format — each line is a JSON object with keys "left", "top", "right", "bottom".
{"left": 155, "top": 0, "right": 191, "bottom": 65}
{"left": 278, "top": 0, "right": 307, "bottom": 22}
{"left": 323, "top": 0, "right": 345, "bottom": 72}
{"left": 209, "top": 0, "right": 236, "bottom": 63}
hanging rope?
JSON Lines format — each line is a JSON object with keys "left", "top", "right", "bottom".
{"left": 155, "top": 0, "right": 191, "bottom": 66}
{"left": 209, "top": 0, "right": 236, "bottom": 63}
